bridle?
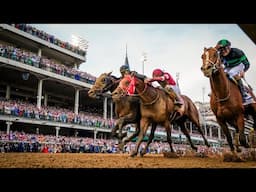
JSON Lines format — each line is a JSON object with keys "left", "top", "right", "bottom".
{"left": 203, "top": 47, "right": 222, "bottom": 75}
{"left": 117, "top": 76, "right": 159, "bottom": 105}
{"left": 203, "top": 47, "right": 230, "bottom": 103}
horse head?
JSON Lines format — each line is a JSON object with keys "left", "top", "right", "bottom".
{"left": 112, "top": 74, "right": 135, "bottom": 100}
{"left": 200, "top": 47, "right": 222, "bottom": 77}
{"left": 88, "top": 72, "right": 117, "bottom": 98}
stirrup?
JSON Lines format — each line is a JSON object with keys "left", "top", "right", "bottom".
{"left": 243, "top": 94, "right": 252, "bottom": 101}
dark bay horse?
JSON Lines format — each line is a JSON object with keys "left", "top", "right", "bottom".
{"left": 201, "top": 47, "right": 256, "bottom": 153}
{"left": 87, "top": 72, "right": 154, "bottom": 148}
{"left": 112, "top": 74, "right": 209, "bottom": 157}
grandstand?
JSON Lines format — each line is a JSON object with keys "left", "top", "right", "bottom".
{"left": 0, "top": 24, "right": 114, "bottom": 139}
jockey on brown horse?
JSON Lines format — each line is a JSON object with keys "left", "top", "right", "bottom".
{"left": 216, "top": 39, "right": 254, "bottom": 104}
{"left": 144, "top": 68, "right": 184, "bottom": 116}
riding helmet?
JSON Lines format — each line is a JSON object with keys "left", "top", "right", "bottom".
{"left": 217, "top": 39, "right": 231, "bottom": 48}
{"left": 120, "top": 65, "right": 130, "bottom": 73}
{"left": 152, "top": 69, "right": 164, "bottom": 76}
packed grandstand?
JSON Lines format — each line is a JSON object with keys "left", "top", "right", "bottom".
{"left": 0, "top": 24, "right": 253, "bottom": 154}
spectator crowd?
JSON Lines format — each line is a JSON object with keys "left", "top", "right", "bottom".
{"left": 11, "top": 24, "right": 86, "bottom": 57}
{"left": 0, "top": 98, "right": 116, "bottom": 129}
{"left": 0, "top": 43, "right": 96, "bottom": 85}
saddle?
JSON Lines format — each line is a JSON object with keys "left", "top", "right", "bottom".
{"left": 175, "top": 104, "right": 185, "bottom": 116}
{"left": 168, "top": 101, "right": 185, "bottom": 122}
{"left": 158, "top": 86, "right": 185, "bottom": 118}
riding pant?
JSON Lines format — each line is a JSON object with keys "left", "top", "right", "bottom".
{"left": 166, "top": 84, "right": 181, "bottom": 95}
{"left": 224, "top": 63, "right": 245, "bottom": 78}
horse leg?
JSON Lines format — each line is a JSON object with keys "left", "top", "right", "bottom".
{"left": 111, "top": 117, "right": 127, "bottom": 151}
{"left": 118, "top": 114, "right": 139, "bottom": 150}
{"left": 217, "top": 119, "right": 235, "bottom": 152}
{"left": 179, "top": 123, "right": 198, "bottom": 151}
{"left": 244, "top": 104, "right": 256, "bottom": 148}
{"left": 111, "top": 119, "right": 120, "bottom": 138}
{"left": 189, "top": 117, "right": 210, "bottom": 147}
{"left": 237, "top": 114, "right": 250, "bottom": 149}
{"left": 140, "top": 122, "right": 157, "bottom": 157}
{"left": 165, "top": 121, "right": 175, "bottom": 153}
{"left": 130, "top": 118, "right": 150, "bottom": 157}
{"left": 253, "top": 110, "right": 256, "bottom": 131}
{"left": 251, "top": 107, "right": 256, "bottom": 147}
{"left": 119, "top": 122, "right": 140, "bottom": 150}
{"left": 118, "top": 117, "right": 128, "bottom": 141}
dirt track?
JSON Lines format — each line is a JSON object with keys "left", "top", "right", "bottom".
{"left": 0, "top": 153, "right": 256, "bottom": 168}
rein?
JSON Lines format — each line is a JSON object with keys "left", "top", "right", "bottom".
{"left": 102, "top": 76, "right": 118, "bottom": 93}
{"left": 121, "top": 79, "right": 160, "bottom": 105}
{"left": 138, "top": 83, "right": 160, "bottom": 106}
{"left": 210, "top": 76, "right": 230, "bottom": 103}
{"left": 207, "top": 48, "right": 230, "bottom": 103}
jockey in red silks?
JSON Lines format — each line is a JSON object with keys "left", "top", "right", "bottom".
{"left": 144, "top": 68, "right": 184, "bottom": 107}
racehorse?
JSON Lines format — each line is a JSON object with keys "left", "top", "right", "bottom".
{"left": 112, "top": 73, "right": 210, "bottom": 157}
{"left": 88, "top": 72, "right": 154, "bottom": 148}
{"left": 200, "top": 47, "right": 256, "bottom": 153}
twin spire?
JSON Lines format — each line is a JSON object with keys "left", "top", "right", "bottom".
{"left": 124, "top": 44, "right": 130, "bottom": 70}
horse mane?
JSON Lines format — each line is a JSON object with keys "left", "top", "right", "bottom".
{"left": 110, "top": 75, "right": 120, "bottom": 81}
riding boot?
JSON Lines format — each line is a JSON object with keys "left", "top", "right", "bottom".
{"left": 173, "top": 92, "right": 183, "bottom": 106}
{"left": 237, "top": 79, "right": 248, "bottom": 102}
{"left": 164, "top": 87, "right": 183, "bottom": 106}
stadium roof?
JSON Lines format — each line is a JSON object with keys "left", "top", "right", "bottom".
{"left": 238, "top": 24, "right": 256, "bottom": 45}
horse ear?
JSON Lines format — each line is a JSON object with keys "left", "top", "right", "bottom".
{"left": 130, "top": 71, "right": 136, "bottom": 77}
{"left": 107, "top": 71, "right": 112, "bottom": 76}
{"left": 214, "top": 45, "right": 220, "bottom": 50}
{"left": 204, "top": 47, "right": 207, "bottom": 52}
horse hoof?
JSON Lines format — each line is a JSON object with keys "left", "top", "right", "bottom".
{"left": 244, "top": 143, "right": 250, "bottom": 148}
{"left": 223, "top": 152, "right": 233, "bottom": 162}
{"left": 130, "top": 152, "right": 137, "bottom": 157}
{"left": 236, "top": 148, "right": 242, "bottom": 153}
{"left": 140, "top": 151, "right": 146, "bottom": 157}
{"left": 140, "top": 153, "right": 145, "bottom": 157}
{"left": 192, "top": 147, "right": 198, "bottom": 151}
{"left": 118, "top": 143, "right": 125, "bottom": 150}
{"left": 111, "top": 132, "right": 117, "bottom": 138}
{"left": 223, "top": 152, "right": 244, "bottom": 162}
{"left": 163, "top": 152, "right": 179, "bottom": 158}
{"left": 121, "top": 132, "right": 127, "bottom": 139}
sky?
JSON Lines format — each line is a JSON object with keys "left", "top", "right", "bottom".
{"left": 33, "top": 24, "right": 256, "bottom": 103}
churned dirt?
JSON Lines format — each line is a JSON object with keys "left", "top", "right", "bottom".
{"left": 0, "top": 153, "right": 256, "bottom": 168}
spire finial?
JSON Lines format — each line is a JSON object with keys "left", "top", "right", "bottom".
{"left": 124, "top": 44, "right": 130, "bottom": 70}
{"left": 126, "top": 44, "right": 128, "bottom": 57}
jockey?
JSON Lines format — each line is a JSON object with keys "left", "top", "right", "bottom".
{"left": 118, "top": 65, "right": 147, "bottom": 91}
{"left": 113, "top": 64, "right": 131, "bottom": 85}
{"left": 145, "top": 68, "right": 183, "bottom": 106}
{"left": 120, "top": 64, "right": 147, "bottom": 79}
{"left": 216, "top": 39, "right": 251, "bottom": 103}
{"left": 120, "top": 64, "right": 131, "bottom": 78}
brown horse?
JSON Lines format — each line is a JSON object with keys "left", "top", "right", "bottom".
{"left": 201, "top": 47, "right": 256, "bottom": 153}
{"left": 112, "top": 74, "right": 209, "bottom": 157}
{"left": 88, "top": 72, "right": 155, "bottom": 148}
